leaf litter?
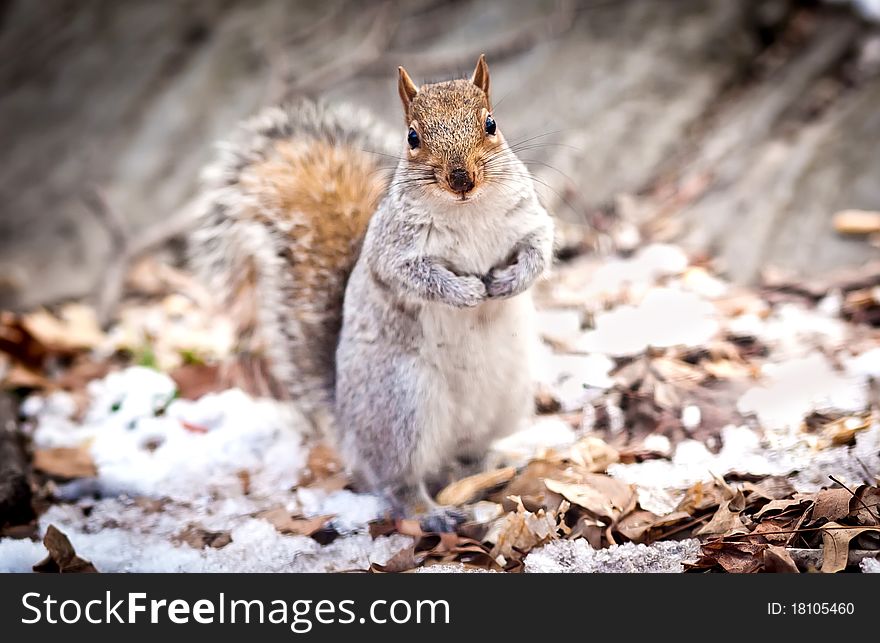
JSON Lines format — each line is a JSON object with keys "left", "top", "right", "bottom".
{"left": 1, "top": 243, "right": 879, "bottom": 573}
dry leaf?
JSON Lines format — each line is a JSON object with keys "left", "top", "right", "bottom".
{"left": 820, "top": 522, "right": 880, "bottom": 573}
{"left": 493, "top": 460, "right": 572, "bottom": 512}
{"left": 812, "top": 488, "right": 854, "bottom": 523}
{"left": 2, "top": 362, "right": 52, "bottom": 390}
{"left": 753, "top": 497, "right": 813, "bottom": 521}
{"left": 687, "top": 541, "right": 766, "bottom": 574}
{"left": 753, "top": 518, "right": 799, "bottom": 546}
{"left": 175, "top": 525, "right": 232, "bottom": 549}
{"left": 742, "top": 476, "right": 797, "bottom": 501}
{"left": 833, "top": 209, "right": 880, "bottom": 235}
{"left": 676, "top": 480, "right": 727, "bottom": 515}
{"left": 763, "top": 545, "right": 799, "bottom": 573}
{"left": 545, "top": 475, "right": 636, "bottom": 522}
{"left": 22, "top": 304, "right": 105, "bottom": 353}
{"left": 370, "top": 546, "right": 422, "bottom": 573}
{"left": 298, "top": 443, "right": 346, "bottom": 489}
{"left": 695, "top": 490, "right": 748, "bottom": 537}
{"left": 488, "top": 497, "right": 558, "bottom": 563}
{"left": 258, "top": 507, "right": 333, "bottom": 536}
{"left": 437, "top": 467, "right": 516, "bottom": 506}
{"left": 33, "top": 525, "right": 98, "bottom": 573}
{"left": 853, "top": 486, "right": 880, "bottom": 526}
{"left": 565, "top": 436, "right": 619, "bottom": 472}
{"left": 33, "top": 446, "right": 97, "bottom": 479}
{"left": 616, "top": 510, "right": 660, "bottom": 542}
{"left": 170, "top": 363, "right": 223, "bottom": 400}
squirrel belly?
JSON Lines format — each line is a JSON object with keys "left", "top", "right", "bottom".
{"left": 188, "top": 102, "right": 395, "bottom": 432}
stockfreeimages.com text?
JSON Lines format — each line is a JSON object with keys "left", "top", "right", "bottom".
{"left": 21, "top": 592, "right": 450, "bottom": 633}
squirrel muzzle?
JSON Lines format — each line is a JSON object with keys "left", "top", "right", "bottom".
{"left": 447, "top": 167, "right": 475, "bottom": 195}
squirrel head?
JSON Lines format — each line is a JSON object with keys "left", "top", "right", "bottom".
{"left": 397, "top": 55, "right": 502, "bottom": 202}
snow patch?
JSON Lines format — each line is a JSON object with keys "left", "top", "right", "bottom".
{"left": 738, "top": 354, "right": 867, "bottom": 437}
{"left": 524, "top": 538, "right": 701, "bottom": 573}
{"left": 578, "top": 287, "right": 719, "bottom": 357}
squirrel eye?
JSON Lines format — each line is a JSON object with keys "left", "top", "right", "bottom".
{"left": 485, "top": 115, "right": 496, "bottom": 136}
{"left": 407, "top": 128, "right": 420, "bottom": 149}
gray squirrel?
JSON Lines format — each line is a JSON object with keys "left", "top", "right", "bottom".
{"left": 190, "top": 55, "right": 554, "bottom": 528}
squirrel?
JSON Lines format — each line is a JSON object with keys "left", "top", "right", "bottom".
{"left": 190, "top": 56, "right": 554, "bottom": 528}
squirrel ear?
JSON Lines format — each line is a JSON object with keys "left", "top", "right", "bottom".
{"left": 398, "top": 66, "right": 418, "bottom": 112}
{"left": 470, "top": 54, "right": 490, "bottom": 99}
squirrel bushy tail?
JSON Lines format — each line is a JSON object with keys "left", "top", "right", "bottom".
{"left": 188, "top": 101, "right": 394, "bottom": 432}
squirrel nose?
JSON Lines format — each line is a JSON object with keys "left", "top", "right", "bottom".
{"left": 448, "top": 168, "right": 475, "bottom": 194}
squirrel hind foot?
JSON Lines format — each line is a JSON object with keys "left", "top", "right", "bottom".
{"left": 419, "top": 507, "right": 468, "bottom": 534}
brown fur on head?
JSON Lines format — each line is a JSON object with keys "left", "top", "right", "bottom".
{"left": 397, "top": 55, "right": 500, "bottom": 200}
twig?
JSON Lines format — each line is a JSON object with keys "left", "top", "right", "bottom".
{"left": 784, "top": 509, "right": 809, "bottom": 548}
{"left": 83, "top": 188, "right": 203, "bottom": 326}
{"left": 719, "top": 524, "right": 879, "bottom": 542}
{"left": 82, "top": 188, "right": 131, "bottom": 328}
{"left": 787, "top": 548, "right": 877, "bottom": 570}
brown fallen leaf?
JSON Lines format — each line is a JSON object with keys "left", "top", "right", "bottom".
{"left": 55, "top": 357, "right": 114, "bottom": 394}
{"left": 437, "top": 467, "right": 516, "bottom": 506}
{"left": 544, "top": 474, "right": 636, "bottom": 523}
{"left": 752, "top": 518, "right": 800, "bottom": 546}
{"left": 763, "top": 545, "right": 800, "bottom": 573}
{"left": 175, "top": 525, "right": 233, "bottom": 549}
{"left": 258, "top": 507, "right": 334, "bottom": 537}
{"left": 695, "top": 490, "right": 748, "bottom": 537}
{"left": 33, "top": 446, "right": 97, "bottom": 479}
{"left": 820, "top": 523, "right": 880, "bottom": 573}
{"left": 170, "top": 363, "right": 224, "bottom": 400}
{"left": 812, "top": 488, "right": 855, "bottom": 523}
{"left": 370, "top": 546, "right": 423, "bottom": 573}
{"left": 676, "top": 480, "right": 728, "bottom": 516}
{"left": 686, "top": 541, "right": 766, "bottom": 574}
{"left": 33, "top": 525, "right": 98, "bottom": 573}
{"left": 853, "top": 485, "right": 880, "bottom": 526}
{"left": 616, "top": 510, "right": 660, "bottom": 542}
{"left": 559, "top": 436, "right": 619, "bottom": 473}
{"left": 805, "top": 412, "right": 872, "bottom": 448}
{"left": 833, "top": 209, "right": 880, "bottom": 235}
{"left": 488, "top": 497, "right": 559, "bottom": 565}
{"left": 22, "top": 304, "right": 105, "bottom": 354}
{"left": 742, "top": 476, "right": 797, "bottom": 502}
{"left": 2, "top": 362, "right": 52, "bottom": 390}
{"left": 753, "top": 497, "right": 813, "bottom": 521}
{"left": 298, "top": 443, "right": 347, "bottom": 489}
{"left": 493, "top": 460, "right": 572, "bottom": 513}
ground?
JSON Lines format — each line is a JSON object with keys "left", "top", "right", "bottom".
{"left": 0, "top": 242, "right": 878, "bottom": 573}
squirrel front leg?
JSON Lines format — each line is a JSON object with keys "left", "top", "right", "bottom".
{"left": 484, "top": 224, "right": 553, "bottom": 299}
{"left": 372, "top": 253, "right": 487, "bottom": 308}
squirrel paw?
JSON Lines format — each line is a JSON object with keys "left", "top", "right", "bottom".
{"left": 484, "top": 264, "right": 520, "bottom": 299}
{"left": 451, "top": 275, "right": 488, "bottom": 308}
{"left": 419, "top": 507, "right": 468, "bottom": 533}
